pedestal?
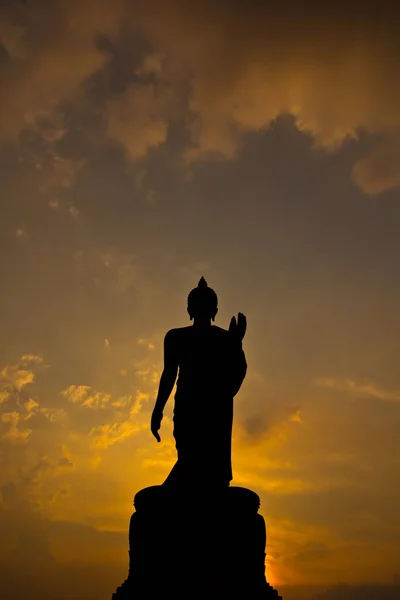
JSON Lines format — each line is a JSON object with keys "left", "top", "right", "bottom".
{"left": 112, "top": 486, "right": 282, "bottom": 599}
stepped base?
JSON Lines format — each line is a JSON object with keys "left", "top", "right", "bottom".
{"left": 113, "top": 486, "right": 282, "bottom": 599}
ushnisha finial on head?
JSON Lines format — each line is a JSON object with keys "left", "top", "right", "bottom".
{"left": 187, "top": 277, "right": 218, "bottom": 322}
{"left": 197, "top": 276, "right": 208, "bottom": 289}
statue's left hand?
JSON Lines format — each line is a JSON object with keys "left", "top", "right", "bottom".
{"left": 150, "top": 410, "right": 163, "bottom": 443}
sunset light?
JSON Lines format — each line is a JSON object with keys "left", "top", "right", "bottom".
{"left": 0, "top": 2, "right": 399, "bottom": 600}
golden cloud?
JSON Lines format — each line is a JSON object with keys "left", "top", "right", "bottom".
{"left": 21, "top": 354, "right": 44, "bottom": 365}
{"left": 130, "top": 391, "right": 148, "bottom": 417}
{"left": 24, "top": 398, "right": 40, "bottom": 414}
{"left": 89, "top": 420, "right": 141, "bottom": 449}
{"left": 0, "top": 391, "right": 9, "bottom": 405}
{"left": 0, "top": 364, "right": 35, "bottom": 392}
{"left": 137, "top": 338, "right": 156, "bottom": 351}
{"left": 1, "top": 411, "right": 31, "bottom": 442}
{"left": 110, "top": 395, "right": 131, "bottom": 409}
{"left": 135, "top": 367, "right": 159, "bottom": 384}
{"left": 61, "top": 384, "right": 92, "bottom": 404}
{"left": 130, "top": 0, "right": 400, "bottom": 194}
{"left": 61, "top": 385, "right": 111, "bottom": 409}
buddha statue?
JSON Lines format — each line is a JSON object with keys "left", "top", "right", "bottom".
{"left": 150, "top": 277, "right": 247, "bottom": 488}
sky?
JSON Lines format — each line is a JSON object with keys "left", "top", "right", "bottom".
{"left": 0, "top": 1, "right": 400, "bottom": 598}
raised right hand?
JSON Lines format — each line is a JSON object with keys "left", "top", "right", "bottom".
{"left": 229, "top": 312, "right": 247, "bottom": 341}
{"left": 237, "top": 312, "right": 247, "bottom": 340}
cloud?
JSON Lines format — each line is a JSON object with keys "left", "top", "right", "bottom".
{"left": 37, "top": 407, "right": 69, "bottom": 426}
{"left": 89, "top": 420, "right": 140, "bottom": 449}
{"left": 233, "top": 370, "right": 303, "bottom": 443}
{"left": 137, "top": 338, "right": 156, "bottom": 351}
{"left": 21, "top": 354, "right": 44, "bottom": 365}
{"left": 61, "top": 385, "right": 111, "bottom": 409}
{"left": 1, "top": 411, "right": 31, "bottom": 442}
{"left": 314, "top": 378, "right": 400, "bottom": 403}
{"left": 0, "top": 392, "right": 9, "bottom": 405}
{"left": 130, "top": 391, "right": 148, "bottom": 417}
{"left": 0, "top": 492, "right": 125, "bottom": 598}
{"left": 0, "top": 0, "right": 124, "bottom": 143}
{"left": 57, "top": 445, "right": 74, "bottom": 469}
{"left": 135, "top": 367, "right": 159, "bottom": 384}
{"left": 74, "top": 246, "right": 141, "bottom": 296}
{"left": 106, "top": 83, "right": 169, "bottom": 161}
{"left": 352, "top": 139, "right": 400, "bottom": 195}
{"left": 38, "top": 152, "right": 85, "bottom": 195}
{"left": 3, "top": 0, "right": 399, "bottom": 194}
{"left": 0, "top": 364, "right": 35, "bottom": 392}
{"left": 61, "top": 384, "right": 92, "bottom": 404}
{"left": 0, "top": 359, "right": 51, "bottom": 436}
{"left": 110, "top": 395, "right": 131, "bottom": 408}
{"left": 86, "top": 388, "right": 147, "bottom": 448}
{"left": 24, "top": 398, "right": 40, "bottom": 414}
{"left": 129, "top": 0, "right": 400, "bottom": 193}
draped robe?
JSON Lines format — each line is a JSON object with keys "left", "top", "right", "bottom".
{"left": 163, "top": 325, "right": 247, "bottom": 488}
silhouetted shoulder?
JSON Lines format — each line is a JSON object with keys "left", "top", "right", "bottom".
{"left": 212, "top": 325, "right": 232, "bottom": 339}
{"left": 164, "top": 327, "right": 191, "bottom": 342}
{"left": 212, "top": 325, "right": 229, "bottom": 334}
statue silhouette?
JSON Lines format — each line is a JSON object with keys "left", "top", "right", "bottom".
{"left": 151, "top": 277, "right": 247, "bottom": 488}
{"left": 113, "top": 279, "right": 283, "bottom": 599}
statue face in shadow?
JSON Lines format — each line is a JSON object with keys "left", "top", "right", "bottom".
{"left": 187, "top": 304, "right": 218, "bottom": 321}
{"left": 187, "top": 277, "right": 218, "bottom": 322}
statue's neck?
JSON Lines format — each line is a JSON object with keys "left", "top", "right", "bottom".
{"left": 192, "top": 318, "right": 213, "bottom": 328}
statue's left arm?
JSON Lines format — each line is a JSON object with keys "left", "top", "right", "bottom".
{"left": 150, "top": 330, "right": 179, "bottom": 442}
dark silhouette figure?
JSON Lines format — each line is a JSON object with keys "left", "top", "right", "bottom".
{"left": 150, "top": 276, "right": 247, "bottom": 488}
{"left": 112, "top": 279, "right": 283, "bottom": 599}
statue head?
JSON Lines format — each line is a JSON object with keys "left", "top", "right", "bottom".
{"left": 187, "top": 277, "right": 218, "bottom": 321}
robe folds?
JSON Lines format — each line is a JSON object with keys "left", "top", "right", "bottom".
{"left": 163, "top": 325, "right": 247, "bottom": 488}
